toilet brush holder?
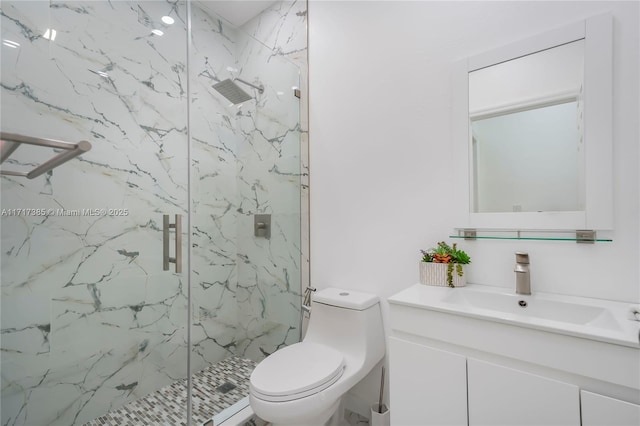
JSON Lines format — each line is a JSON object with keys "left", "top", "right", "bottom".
{"left": 370, "top": 404, "right": 390, "bottom": 426}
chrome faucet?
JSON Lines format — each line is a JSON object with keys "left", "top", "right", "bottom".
{"left": 514, "top": 252, "right": 531, "bottom": 295}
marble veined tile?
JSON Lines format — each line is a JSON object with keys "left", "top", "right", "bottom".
{"left": 1, "top": 1, "right": 191, "bottom": 424}
{"left": 241, "top": 0, "right": 307, "bottom": 67}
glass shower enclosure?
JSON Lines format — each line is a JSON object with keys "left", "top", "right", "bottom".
{"left": 0, "top": 1, "right": 306, "bottom": 425}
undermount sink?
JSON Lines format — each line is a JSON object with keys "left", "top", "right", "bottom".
{"left": 388, "top": 284, "right": 640, "bottom": 348}
{"left": 441, "top": 288, "right": 620, "bottom": 329}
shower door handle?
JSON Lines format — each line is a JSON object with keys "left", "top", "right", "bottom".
{"left": 163, "top": 214, "right": 182, "bottom": 273}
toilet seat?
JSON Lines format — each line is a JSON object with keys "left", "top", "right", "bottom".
{"left": 250, "top": 342, "right": 345, "bottom": 402}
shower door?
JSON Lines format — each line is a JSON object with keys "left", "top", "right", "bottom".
{"left": 188, "top": 3, "right": 304, "bottom": 422}
{"left": 1, "top": 1, "right": 191, "bottom": 425}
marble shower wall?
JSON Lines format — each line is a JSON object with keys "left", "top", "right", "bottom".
{"left": 1, "top": 0, "right": 307, "bottom": 425}
{"left": 246, "top": 0, "right": 310, "bottom": 308}
{"left": 189, "top": 4, "right": 242, "bottom": 372}
{"left": 240, "top": 0, "right": 310, "bottom": 340}
{"left": 233, "top": 28, "right": 302, "bottom": 359}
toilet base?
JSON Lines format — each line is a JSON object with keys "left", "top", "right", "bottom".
{"left": 262, "top": 398, "right": 342, "bottom": 426}
{"left": 326, "top": 399, "right": 345, "bottom": 426}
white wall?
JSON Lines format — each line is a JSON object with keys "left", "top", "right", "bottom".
{"left": 308, "top": 0, "right": 639, "bottom": 413}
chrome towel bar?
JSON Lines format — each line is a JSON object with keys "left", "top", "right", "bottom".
{"left": 0, "top": 132, "right": 92, "bottom": 179}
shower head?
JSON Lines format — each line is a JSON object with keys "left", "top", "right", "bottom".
{"left": 212, "top": 78, "right": 264, "bottom": 105}
{"left": 213, "top": 79, "right": 253, "bottom": 104}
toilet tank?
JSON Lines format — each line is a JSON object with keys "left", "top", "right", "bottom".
{"left": 304, "top": 288, "right": 385, "bottom": 369}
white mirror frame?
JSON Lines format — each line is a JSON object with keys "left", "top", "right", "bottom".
{"left": 453, "top": 13, "right": 612, "bottom": 231}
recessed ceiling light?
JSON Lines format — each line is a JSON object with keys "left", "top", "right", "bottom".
{"left": 43, "top": 29, "right": 57, "bottom": 41}
{"left": 161, "top": 16, "right": 175, "bottom": 25}
{"left": 2, "top": 39, "right": 20, "bottom": 48}
{"left": 151, "top": 29, "right": 164, "bottom": 36}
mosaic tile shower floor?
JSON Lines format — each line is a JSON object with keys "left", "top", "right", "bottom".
{"left": 84, "top": 356, "right": 256, "bottom": 426}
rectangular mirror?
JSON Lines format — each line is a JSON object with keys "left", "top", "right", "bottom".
{"left": 453, "top": 14, "right": 612, "bottom": 230}
{"left": 470, "top": 39, "right": 584, "bottom": 214}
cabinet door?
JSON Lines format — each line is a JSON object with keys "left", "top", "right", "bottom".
{"left": 581, "top": 390, "right": 640, "bottom": 426}
{"left": 467, "top": 358, "right": 579, "bottom": 426}
{"left": 389, "top": 337, "right": 467, "bottom": 426}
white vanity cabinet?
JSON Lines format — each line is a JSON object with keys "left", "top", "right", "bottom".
{"left": 388, "top": 284, "right": 640, "bottom": 426}
{"left": 467, "top": 358, "right": 580, "bottom": 425}
{"left": 581, "top": 390, "right": 640, "bottom": 426}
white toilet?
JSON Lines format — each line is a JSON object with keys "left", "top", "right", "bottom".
{"left": 249, "top": 287, "right": 385, "bottom": 426}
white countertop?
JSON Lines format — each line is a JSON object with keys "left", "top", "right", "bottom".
{"left": 389, "top": 283, "right": 640, "bottom": 348}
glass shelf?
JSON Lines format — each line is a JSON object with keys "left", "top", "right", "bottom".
{"left": 450, "top": 229, "right": 612, "bottom": 243}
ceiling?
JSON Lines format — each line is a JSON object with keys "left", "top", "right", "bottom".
{"left": 196, "top": 0, "right": 279, "bottom": 27}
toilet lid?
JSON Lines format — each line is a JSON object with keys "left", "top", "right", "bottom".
{"left": 250, "top": 342, "right": 345, "bottom": 401}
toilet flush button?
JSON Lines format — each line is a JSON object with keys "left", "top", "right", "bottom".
{"left": 339, "top": 292, "right": 349, "bottom": 296}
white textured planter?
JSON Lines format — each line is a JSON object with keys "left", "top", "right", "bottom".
{"left": 419, "top": 262, "right": 466, "bottom": 287}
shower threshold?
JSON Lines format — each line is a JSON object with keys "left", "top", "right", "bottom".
{"left": 84, "top": 356, "right": 256, "bottom": 426}
{"left": 206, "top": 399, "right": 271, "bottom": 426}
{"left": 204, "top": 396, "right": 269, "bottom": 426}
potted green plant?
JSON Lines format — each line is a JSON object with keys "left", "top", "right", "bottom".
{"left": 420, "top": 241, "right": 471, "bottom": 287}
